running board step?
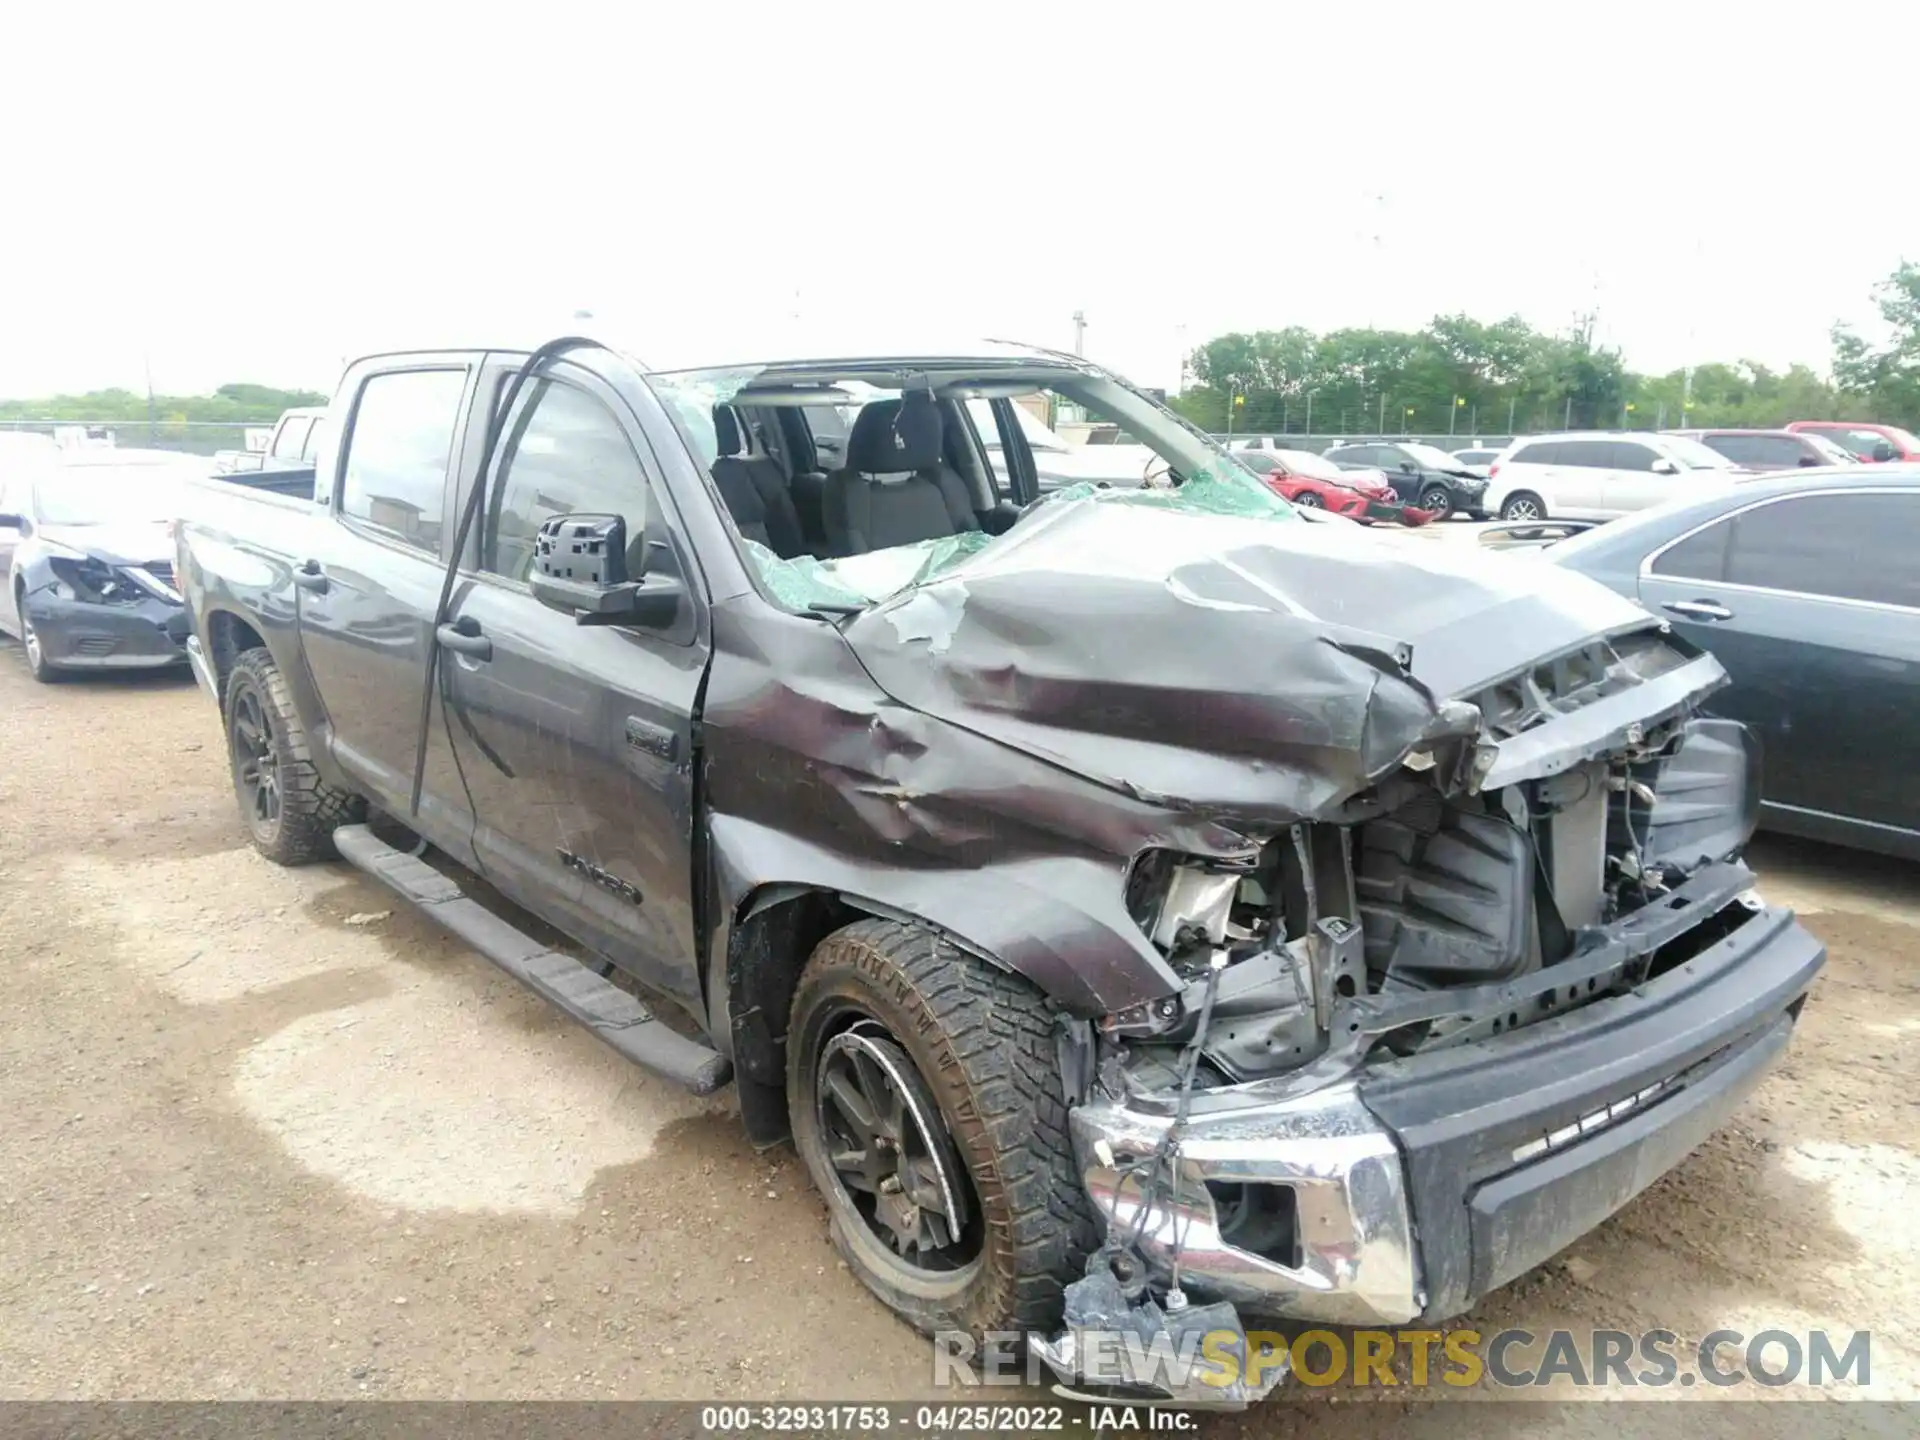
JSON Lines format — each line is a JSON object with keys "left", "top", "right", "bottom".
{"left": 332, "top": 823, "right": 732, "bottom": 1096}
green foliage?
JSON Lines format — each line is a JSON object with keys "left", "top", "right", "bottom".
{"left": 1182, "top": 264, "right": 1920, "bottom": 437}
{"left": 1831, "top": 261, "right": 1920, "bottom": 423}
{"left": 0, "top": 383, "right": 326, "bottom": 427}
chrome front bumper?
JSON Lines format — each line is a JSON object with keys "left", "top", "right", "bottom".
{"left": 1069, "top": 1084, "right": 1422, "bottom": 1327}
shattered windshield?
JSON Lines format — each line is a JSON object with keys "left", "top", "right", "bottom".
{"left": 646, "top": 361, "right": 1295, "bottom": 615}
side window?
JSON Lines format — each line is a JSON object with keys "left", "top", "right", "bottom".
{"left": 1558, "top": 441, "right": 1615, "bottom": 468}
{"left": 338, "top": 369, "right": 468, "bottom": 552}
{"left": 483, "top": 378, "right": 649, "bottom": 584}
{"left": 1606, "top": 442, "right": 1657, "bottom": 472}
{"left": 301, "top": 417, "right": 329, "bottom": 462}
{"left": 1512, "top": 441, "right": 1561, "bottom": 466}
{"left": 272, "top": 416, "right": 312, "bottom": 458}
{"left": 1651, "top": 518, "right": 1732, "bottom": 581}
{"left": 1725, "top": 492, "right": 1920, "bottom": 607}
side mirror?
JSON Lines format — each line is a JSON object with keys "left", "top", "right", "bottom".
{"left": 528, "top": 513, "right": 679, "bottom": 627}
{"left": 1399, "top": 460, "right": 1418, "bottom": 474}
{"left": 1650, "top": 458, "right": 1679, "bottom": 475}
{"left": 1872, "top": 440, "right": 1897, "bottom": 462}
{"left": 0, "top": 512, "right": 23, "bottom": 530}
{"left": 1798, "top": 455, "right": 1820, "bottom": 467}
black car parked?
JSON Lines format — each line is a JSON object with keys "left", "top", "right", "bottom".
{"left": 0, "top": 456, "right": 199, "bottom": 682}
{"left": 1548, "top": 466, "right": 1920, "bottom": 860}
{"left": 1322, "top": 441, "right": 1489, "bottom": 518}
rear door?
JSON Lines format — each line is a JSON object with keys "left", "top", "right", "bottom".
{"left": 292, "top": 359, "right": 480, "bottom": 856}
{"left": 1638, "top": 488, "right": 1920, "bottom": 835}
{"left": 440, "top": 355, "right": 711, "bottom": 1008}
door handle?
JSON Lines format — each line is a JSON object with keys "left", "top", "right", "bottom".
{"left": 435, "top": 620, "right": 492, "bottom": 660}
{"left": 292, "top": 559, "right": 329, "bottom": 593}
{"left": 1663, "top": 599, "right": 1734, "bottom": 622}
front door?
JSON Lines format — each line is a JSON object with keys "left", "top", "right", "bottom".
{"left": 1598, "top": 439, "right": 1668, "bottom": 516}
{"left": 441, "top": 359, "right": 710, "bottom": 1007}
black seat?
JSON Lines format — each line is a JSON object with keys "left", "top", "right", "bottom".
{"left": 822, "top": 393, "right": 979, "bottom": 555}
{"left": 710, "top": 408, "right": 807, "bottom": 559}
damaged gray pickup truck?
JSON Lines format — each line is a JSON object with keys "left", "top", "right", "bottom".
{"left": 177, "top": 334, "right": 1823, "bottom": 1402}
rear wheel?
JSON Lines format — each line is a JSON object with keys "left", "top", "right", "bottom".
{"left": 224, "top": 647, "right": 364, "bottom": 865}
{"left": 788, "top": 918, "right": 1093, "bottom": 1336}
{"left": 1418, "top": 485, "right": 1454, "bottom": 518}
{"left": 1500, "top": 491, "right": 1547, "bottom": 521}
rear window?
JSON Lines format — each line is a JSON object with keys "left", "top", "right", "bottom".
{"left": 271, "top": 416, "right": 312, "bottom": 458}
{"left": 338, "top": 369, "right": 468, "bottom": 553}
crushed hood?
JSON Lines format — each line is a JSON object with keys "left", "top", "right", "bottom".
{"left": 39, "top": 521, "right": 174, "bottom": 569}
{"left": 841, "top": 495, "right": 1669, "bottom": 825}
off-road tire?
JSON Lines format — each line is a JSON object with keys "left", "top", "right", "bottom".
{"left": 788, "top": 918, "right": 1095, "bottom": 1337}
{"left": 1499, "top": 490, "right": 1547, "bottom": 522}
{"left": 225, "top": 647, "right": 364, "bottom": 865}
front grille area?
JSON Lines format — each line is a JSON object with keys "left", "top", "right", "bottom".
{"left": 73, "top": 637, "right": 119, "bottom": 657}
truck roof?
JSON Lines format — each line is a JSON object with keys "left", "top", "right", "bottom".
{"left": 348, "top": 325, "right": 1097, "bottom": 382}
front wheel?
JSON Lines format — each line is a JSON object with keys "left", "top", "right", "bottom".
{"left": 788, "top": 919, "right": 1094, "bottom": 1337}
{"left": 224, "top": 647, "right": 364, "bottom": 865}
{"left": 1292, "top": 491, "right": 1324, "bottom": 509}
{"left": 1418, "top": 485, "right": 1454, "bottom": 519}
{"left": 18, "top": 605, "right": 60, "bottom": 684}
{"left": 1499, "top": 491, "right": 1547, "bottom": 521}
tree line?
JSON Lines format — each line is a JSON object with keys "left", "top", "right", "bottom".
{"left": 1172, "top": 260, "right": 1920, "bottom": 438}
{"left": 0, "top": 382, "right": 328, "bottom": 428}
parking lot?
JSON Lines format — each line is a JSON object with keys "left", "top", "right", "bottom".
{"left": 1, "top": 644, "right": 1915, "bottom": 1422}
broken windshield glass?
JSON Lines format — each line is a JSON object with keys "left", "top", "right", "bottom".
{"left": 647, "top": 357, "right": 1298, "bottom": 616}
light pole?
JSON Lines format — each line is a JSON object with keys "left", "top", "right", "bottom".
{"left": 1072, "top": 310, "right": 1087, "bottom": 357}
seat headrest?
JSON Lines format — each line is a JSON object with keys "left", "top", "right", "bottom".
{"left": 712, "top": 407, "right": 743, "bottom": 458}
{"left": 845, "top": 393, "right": 943, "bottom": 472}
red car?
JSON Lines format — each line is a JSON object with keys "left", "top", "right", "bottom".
{"left": 1232, "top": 448, "right": 1438, "bottom": 525}
{"left": 1784, "top": 420, "right": 1920, "bottom": 463}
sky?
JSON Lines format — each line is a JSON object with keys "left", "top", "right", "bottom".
{"left": 2, "top": 2, "right": 1917, "bottom": 401}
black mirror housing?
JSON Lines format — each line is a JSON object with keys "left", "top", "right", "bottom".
{"left": 0, "top": 512, "right": 23, "bottom": 530}
{"left": 527, "top": 512, "right": 683, "bottom": 628}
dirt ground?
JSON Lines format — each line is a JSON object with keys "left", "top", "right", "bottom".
{"left": 0, "top": 645, "right": 1915, "bottom": 1432}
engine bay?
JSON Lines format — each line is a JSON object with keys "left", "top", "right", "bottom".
{"left": 1110, "top": 699, "right": 1761, "bottom": 1088}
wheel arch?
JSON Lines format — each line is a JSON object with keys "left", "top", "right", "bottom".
{"left": 204, "top": 608, "right": 268, "bottom": 709}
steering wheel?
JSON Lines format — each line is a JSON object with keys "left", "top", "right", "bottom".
{"left": 1142, "top": 454, "right": 1174, "bottom": 489}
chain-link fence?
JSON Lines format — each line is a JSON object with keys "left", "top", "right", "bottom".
{"left": 0, "top": 419, "right": 257, "bottom": 457}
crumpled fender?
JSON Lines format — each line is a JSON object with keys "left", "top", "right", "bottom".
{"left": 700, "top": 603, "right": 1262, "bottom": 1016}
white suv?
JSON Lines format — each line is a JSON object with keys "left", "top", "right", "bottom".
{"left": 1485, "top": 431, "right": 1742, "bottom": 521}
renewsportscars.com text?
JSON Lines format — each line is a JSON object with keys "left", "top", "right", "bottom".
{"left": 935, "top": 1326, "right": 1872, "bottom": 1392}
